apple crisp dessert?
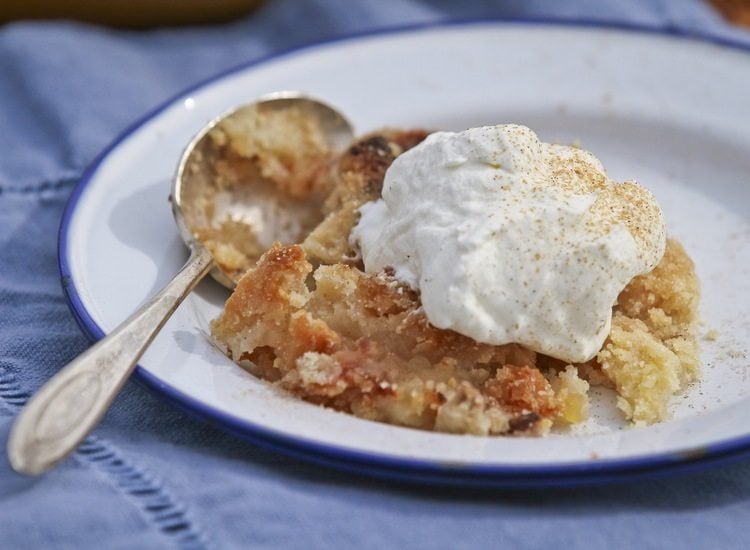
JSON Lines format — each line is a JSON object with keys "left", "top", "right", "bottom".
{"left": 210, "top": 127, "right": 700, "bottom": 436}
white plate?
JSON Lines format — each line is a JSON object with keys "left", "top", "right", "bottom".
{"left": 61, "top": 21, "right": 750, "bottom": 486}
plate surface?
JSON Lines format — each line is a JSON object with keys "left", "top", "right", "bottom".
{"left": 61, "top": 21, "right": 750, "bottom": 486}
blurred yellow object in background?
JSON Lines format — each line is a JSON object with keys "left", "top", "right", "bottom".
{"left": 0, "top": 0, "right": 264, "bottom": 28}
{"left": 710, "top": 0, "right": 750, "bottom": 26}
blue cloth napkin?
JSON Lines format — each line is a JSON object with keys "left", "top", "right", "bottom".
{"left": 2, "top": 1, "right": 750, "bottom": 548}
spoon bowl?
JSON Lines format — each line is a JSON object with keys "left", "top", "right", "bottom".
{"left": 173, "top": 92, "right": 354, "bottom": 287}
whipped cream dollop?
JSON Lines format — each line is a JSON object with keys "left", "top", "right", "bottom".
{"left": 351, "top": 125, "right": 666, "bottom": 362}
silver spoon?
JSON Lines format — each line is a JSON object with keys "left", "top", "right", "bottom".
{"left": 7, "top": 92, "right": 354, "bottom": 476}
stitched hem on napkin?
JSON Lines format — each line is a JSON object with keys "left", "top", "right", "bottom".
{"left": 1, "top": 361, "right": 207, "bottom": 549}
{"left": 0, "top": 176, "right": 78, "bottom": 194}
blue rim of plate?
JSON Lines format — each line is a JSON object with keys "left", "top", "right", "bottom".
{"left": 58, "top": 17, "right": 750, "bottom": 488}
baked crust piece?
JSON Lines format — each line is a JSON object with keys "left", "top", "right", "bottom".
{"left": 302, "top": 129, "right": 430, "bottom": 265}
{"left": 597, "top": 239, "right": 700, "bottom": 424}
{"left": 212, "top": 243, "right": 579, "bottom": 435}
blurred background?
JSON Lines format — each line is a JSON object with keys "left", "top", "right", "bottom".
{"left": 0, "top": 0, "right": 748, "bottom": 28}
{"left": 0, "top": 1, "right": 266, "bottom": 28}
{"left": 706, "top": 0, "right": 750, "bottom": 25}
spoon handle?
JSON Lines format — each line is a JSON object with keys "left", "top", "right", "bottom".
{"left": 7, "top": 246, "right": 214, "bottom": 476}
